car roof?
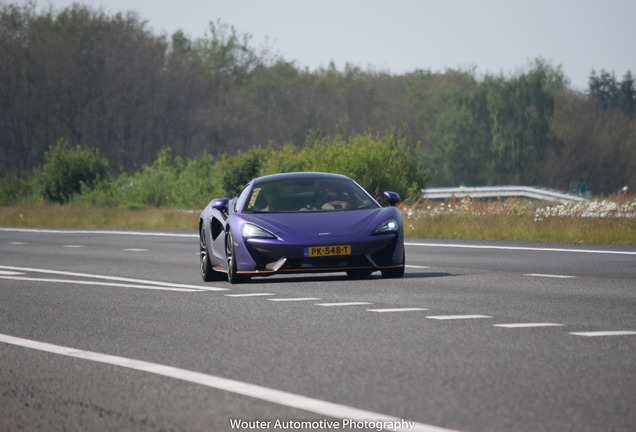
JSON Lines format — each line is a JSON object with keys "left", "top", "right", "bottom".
{"left": 251, "top": 172, "right": 351, "bottom": 185}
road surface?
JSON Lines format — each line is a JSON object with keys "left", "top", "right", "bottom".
{"left": 1, "top": 227, "right": 635, "bottom": 431}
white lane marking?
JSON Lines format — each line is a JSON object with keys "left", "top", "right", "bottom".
{"left": 267, "top": 297, "right": 321, "bottom": 302}
{"left": 0, "top": 335, "right": 461, "bottom": 432}
{"left": 406, "top": 265, "right": 431, "bottom": 269}
{"left": 3, "top": 227, "right": 633, "bottom": 255}
{"left": 0, "top": 276, "right": 200, "bottom": 292}
{"left": 570, "top": 331, "right": 636, "bottom": 337}
{"left": 406, "top": 242, "right": 636, "bottom": 256}
{"left": 367, "top": 308, "right": 429, "bottom": 313}
{"left": 62, "top": 245, "right": 83, "bottom": 248}
{"left": 0, "top": 270, "right": 25, "bottom": 276}
{"left": 0, "top": 227, "right": 197, "bottom": 238}
{"left": 225, "top": 293, "right": 274, "bottom": 297}
{"left": 0, "top": 265, "right": 228, "bottom": 292}
{"left": 124, "top": 248, "right": 148, "bottom": 252}
{"left": 525, "top": 273, "right": 576, "bottom": 279}
{"left": 315, "top": 302, "right": 373, "bottom": 307}
{"left": 427, "top": 315, "right": 492, "bottom": 320}
{"left": 9, "top": 241, "right": 26, "bottom": 245}
{"left": 494, "top": 323, "right": 564, "bottom": 328}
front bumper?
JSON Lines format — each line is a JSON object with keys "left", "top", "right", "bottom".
{"left": 237, "top": 234, "right": 403, "bottom": 275}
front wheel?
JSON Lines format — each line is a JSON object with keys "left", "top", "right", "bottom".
{"left": 381, "top": 250, "right": 405, "bottom": 279}
{"left": 200, "top": 226, "right": 224, "bottom": 282}
{"left": 346, "top": 269, "right": 373, "bottom": 279}
{"left": 380, "top": 265, "right": 405, "bottom": 278}
{"left": 226, "top": 230, "right": 249, "bottom": 284}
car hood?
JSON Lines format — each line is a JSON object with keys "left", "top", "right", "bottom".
{"left": 241, "top": 209, "right": 383, "bottom": 239}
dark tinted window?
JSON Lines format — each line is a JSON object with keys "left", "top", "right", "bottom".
{"left": 243, "top": 178, "right": 379, "bottom": 213}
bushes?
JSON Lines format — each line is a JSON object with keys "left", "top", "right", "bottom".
{"left": 35, "top": 140, "right": 110, "bottom": 204}
{"left": 6, "top": 132, "right": 428, "bottom": 208}
{"left": 78, "top": 149, "right": 222, "bottom": 209}
{"left": 261, "top": 131, "right": 428, "bottom": 201}
{"left": 0, "top": 174, "right": 33, "bottom": 205}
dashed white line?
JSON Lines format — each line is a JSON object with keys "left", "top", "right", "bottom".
{"left": 0, "top": 334, "right": 459, "bottom": 432}
{"left": 427, "top": 315, "right": 492, "bottom": 320}
{"left": 225, "top": 293, "right": 274, "bottom": 297}
{"left": 570, "top": 331, "right": 636, "bottom": 337}
{"left": 62, "top": 245, "right": 83, "bottom": 248}
{"left": 315, "top": 302, "right": 373, "bottom": 307}
{"left": 8, "top": 241, "right": 26, "bottom": 245}
{"left": 124, "top": 248, "right": 148, "bottom": 252}
{"left": 525, "top": 273, "right": 576, "bottom": 279}
{"left": 367, "top": 308, "right": 429, "bottom": 313}
{"left": 494, "top": 323, "right": 564, "bottom": 328}
{"left": 406, "top": 265, "right": 431, "bottom": 269}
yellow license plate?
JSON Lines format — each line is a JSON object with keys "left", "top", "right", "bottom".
{"left": 304, "top": 245, "right": 351, "bottom": 257}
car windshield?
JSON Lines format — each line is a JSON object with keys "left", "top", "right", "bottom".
{"left": 243, "top": 178, "right": 380, "bottom": 213}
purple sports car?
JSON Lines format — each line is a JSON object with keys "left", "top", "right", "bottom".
{"left": 199, "top": 172, "right": 405, "bottom": 283}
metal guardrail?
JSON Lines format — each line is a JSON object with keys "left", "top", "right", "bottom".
{"left": 422, "top": 186, "right": 589, "bottom": 203}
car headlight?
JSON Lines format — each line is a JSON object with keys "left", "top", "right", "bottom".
{"left": 242, "top": 223, "right": 276, "bottom": 239}
{"left": 372, "top": 218, "right": 399, "bottom": 235}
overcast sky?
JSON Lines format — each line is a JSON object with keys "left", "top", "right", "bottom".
{"left": 36, "top": 0, "right": 635, "bottom": 91}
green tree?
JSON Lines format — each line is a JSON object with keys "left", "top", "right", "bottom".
{"left": 485, "top": 64, "right": 557, "bottom": 184}
{"left": 589, "top": 69, "right": 635, "bottom": 116}
{"left": 430, "top": 86, "right": 492, "bottom": 185}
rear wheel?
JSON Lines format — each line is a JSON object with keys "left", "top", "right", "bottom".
{"left": 226, "top": 230, "right": 249, "bottom": 284}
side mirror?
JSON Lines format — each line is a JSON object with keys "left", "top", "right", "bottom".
{"left": 383, "top": 191, "right": 401, "bottom": 207}
{"left": 212, "top": 198, "right": 229, "bottom": 211}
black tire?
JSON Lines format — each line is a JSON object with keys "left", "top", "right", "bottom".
{"left": 346, "top": 269, "right": 373, "bottom": 279}
{"left": 226, "top": 230, "right": 249, "bottom": 284}
{"left": 380, "top": 265, "right": 405, "bottom": 278}
{"left": 380, "top": 250, "right": 405, "bottom": 279}
{"left": 200, "top": 225, "right": 224, "bottom": 282}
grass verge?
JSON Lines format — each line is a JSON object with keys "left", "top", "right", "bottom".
{"left": 0, "top": 205, "right": 198, "bottom": 231}
{"left": 407, "top": 214, "right": 636, "bottom": 245}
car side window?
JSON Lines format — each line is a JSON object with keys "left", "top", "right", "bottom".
{"left": 235, "top": 183, "right": 251, "bottom": 213}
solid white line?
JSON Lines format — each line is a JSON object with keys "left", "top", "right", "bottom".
{"left": 4, "top": 227, "right": 633, "bottom": 255}
{"left": 367, "top": 308, "right": 429, "bottom": 313}
{"left": 427, "top": 315, "right": 492, "bottom": 320}
{"left": 0, "top": 276, "right": 201, "bottom": 292}
{"left": 0, "top": 335, "right": 462, "bottom": 432}
{"left": 525, "top": 273, "right": 576, "bottom": 279}
{"left": 494, "top": 323, "right": 564, "bottom": 328}
{"left": 0, "top": 227, "right": 197, "bottom": 238}
{"left": 267, "top": 297, "right": 321, "bottom": 302}
{"left": 315, "top": 302, "right": 373, "bottom": 307}
{"left": 0, "top": 270, "right": 25, "bottom": 276}
{"left": 225, "top": 293, "right": 274, "bottom": 297}
{"left": 0, "top": 265, "right": 228, "bottom": 292}
{"left": 406, "top": 242, "right": 636, "bottom": 256}
{"left": 570, "top": 331, "right": 636, "bottom": 337}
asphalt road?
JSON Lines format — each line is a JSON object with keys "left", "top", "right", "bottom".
{"left": 1, "top": 227, "right": 635, "bottom": 432}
